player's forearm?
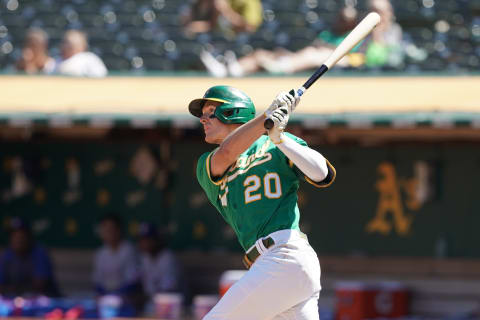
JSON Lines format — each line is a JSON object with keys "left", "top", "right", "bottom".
{"left": 219, "top": 114, "right": 266, "bottom": 156}
{"left": 213, "top": 114, "right": 266, "bottom": 173}
{"left": 276, "top": 134, "right": 328, "bottom": 182}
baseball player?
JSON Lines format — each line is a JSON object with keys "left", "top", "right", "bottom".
{"left": 189, "top": 85, "right": 336, "bottom": 319}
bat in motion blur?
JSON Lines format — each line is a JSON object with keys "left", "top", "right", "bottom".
{"left": 264, "top": 12, "right": 381, "bottom": 129}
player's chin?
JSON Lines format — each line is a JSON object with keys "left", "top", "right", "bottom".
{"left": 204, "top": 134, "right": 221, "bottom": 145}
{"left": 204, "top": 134, "right": 215, "bottom": 144}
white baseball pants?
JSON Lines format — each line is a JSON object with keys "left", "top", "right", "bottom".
{"left": 203, "top": 229, "right": 321, "bottom": 320}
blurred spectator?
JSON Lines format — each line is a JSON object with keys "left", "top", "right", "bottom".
{"left": 15, "top": 28, "right": 56, "bottom": 74}
{"left": 137, "top": 223, "right": 184, "bottom": 313}
{"left": 362, "top": 0, "right": 404, "bottom": 68}
{"left": 93, "top": 213, "right": 140, "bottom": 299}
{"left": 0, "top": 217, "right": 60, "bottom": 297}
{"left": 181, "top": 0, "right": 262, "bottom": 77}
{"left": 181, "top": 0, "right": 263, "bottom": 37}
{"left": 200, "top": 6, "right": 360, "bottom": 77}
{"left": 56, "top": 30, "right": 108, "bottom": 77}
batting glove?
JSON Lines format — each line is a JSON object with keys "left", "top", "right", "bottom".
{"left": 287, "top": 89, "right": 301, "bottom": 112}
{"left": 268, "top": 106, "right": 290, "bottom": 144}
{"left": 264, "top": 90, "right": 300, "bottom": 119}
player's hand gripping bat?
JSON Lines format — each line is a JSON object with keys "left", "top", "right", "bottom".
{"left": 264, "top": 12, "right": 381, "bottom": 129}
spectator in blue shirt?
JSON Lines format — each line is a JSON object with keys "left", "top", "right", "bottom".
{"left": 0, "top": 217, "right": 60, "bottom": 297}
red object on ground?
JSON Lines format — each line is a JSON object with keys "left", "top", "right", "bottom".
{"left": 335, "top": 281, "right": 409, "bottom": 320}
{"left": 64, "top": 306, "right": 84, "bottom": 320}
{"left": 45, "top": 308, "right": 64, "bottom": 320}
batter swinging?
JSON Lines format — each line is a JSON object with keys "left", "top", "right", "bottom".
{"left": 189, "top": 85, "right": 336, "bottom": 320}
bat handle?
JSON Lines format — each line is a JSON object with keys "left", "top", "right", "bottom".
{"left": 264, "top": 89, "right": 299, "bottom": 130}
{"left": 264, "top": 117, "right": 274, "bottom": 130}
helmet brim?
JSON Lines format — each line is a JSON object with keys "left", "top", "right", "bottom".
{"left": 188, "top": 98, "right": 228, "bottom": 118}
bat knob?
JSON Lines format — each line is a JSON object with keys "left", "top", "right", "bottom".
{"left": 264, "top": 118, "right": 274, "bottom": 130}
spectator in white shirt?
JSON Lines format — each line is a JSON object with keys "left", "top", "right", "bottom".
{"left": 93, "top": 214, "right": 140, "bottom": 298}
{"left": 57, "top": 30, "right": 108, "bottom": 77}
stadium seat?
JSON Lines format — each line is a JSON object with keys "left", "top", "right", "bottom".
{"left": 0, "top": 0, "right": 477, "bottom": 73}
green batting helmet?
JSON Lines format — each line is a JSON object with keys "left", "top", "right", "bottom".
{"left": 189, "top": 85, "right": 256, "bottom": 124}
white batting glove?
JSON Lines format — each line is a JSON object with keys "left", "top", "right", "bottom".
{"left": 287, "top": 89, "right": 301, "bottom": 112}
{"left": 268, "top": 106, "right": 290, "bottom": 144}
{"left": 264, "top": 90, "right": 300, "bottom": 119}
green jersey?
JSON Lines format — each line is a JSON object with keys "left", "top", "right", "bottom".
{"left": 196, "top": 133, "right": 334, "bottom": 251}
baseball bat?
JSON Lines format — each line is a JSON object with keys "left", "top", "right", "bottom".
{"left": 264, "top": 12, "right": 381, "bottom": 129}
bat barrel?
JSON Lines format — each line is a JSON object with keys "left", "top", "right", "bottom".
{"left": 324, "top": 12, "right": 381, "bottom": 68}
{"left": 263, "top": 12, "right": 380, "bottom": 130}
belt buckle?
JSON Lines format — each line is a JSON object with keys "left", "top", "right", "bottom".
{"left": 242, "top": 237, "right": 275, "bottom": 270}
{"left": 242, "top": 254, "right": 253, "bottom": 269}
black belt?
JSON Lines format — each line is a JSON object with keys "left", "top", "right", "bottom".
{"left": 242, "top": 237, "right": 275, "bottom": 269}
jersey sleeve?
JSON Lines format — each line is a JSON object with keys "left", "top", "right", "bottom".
{"left": 196, "top": 151, "right": 222, "bottom": 211}
{"left": 283, "top": 132, "right": 336, "bottom": 188}
{"left": 304, "top": 159, "right": 336, "bottom": 188}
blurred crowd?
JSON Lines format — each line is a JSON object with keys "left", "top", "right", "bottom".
{"left": 199, "top": 0, "right": 407, "bottom": 77}
{"left": 0, "top": 215, "right": 185, "bottom": 317}
{"left": 0, "top": 0, "right": 478, "bottom": 75}
{"left": 15, "top": 28, "right": 107, "bottom": 77}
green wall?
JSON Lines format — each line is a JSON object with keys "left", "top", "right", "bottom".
{"left": 1, "top": 140, "right": 479, "bottom": 258}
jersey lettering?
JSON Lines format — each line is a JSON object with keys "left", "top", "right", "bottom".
{"left": 244, "top": 175, "right": 262, "bottom": 204}
{"left": 229, "top": 140, "right": 271, "bottom": 172}
{"left": 243, "top": 173, "right": 282, "bottom": 204}
{"left": 227, "top": 153, "right": 272, "bottom": 183}
{"left": 264, "top": 172, "right": 282, "bottom": 199}
{"left": 219, "top": 180, "right": 229, "bottom": 207}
